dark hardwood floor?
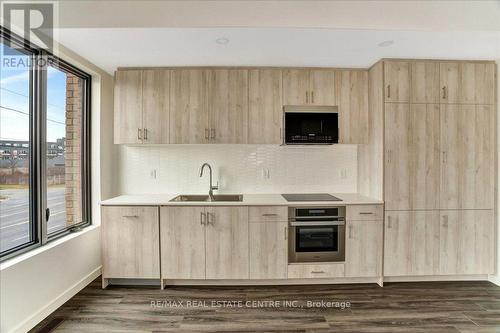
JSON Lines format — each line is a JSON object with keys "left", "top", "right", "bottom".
{"left": 31, "top": 277, "right": 500, "bottom": 333}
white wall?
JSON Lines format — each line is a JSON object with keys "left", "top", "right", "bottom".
{"left": 0, "top": 43, "right": 115, "bottom": 333}
{"left": 118, "top": 144, "right": 358, "bottom": 194}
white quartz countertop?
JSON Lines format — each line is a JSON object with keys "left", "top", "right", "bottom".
{"left": 100, "top": 193, "right": 383, "bottom": 206}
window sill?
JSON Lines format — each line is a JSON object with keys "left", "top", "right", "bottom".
{"left": 0, "top": 225, "right": 100, "bottom": 271}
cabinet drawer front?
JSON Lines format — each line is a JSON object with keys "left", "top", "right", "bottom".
{"left": 347, "top": 205, "right": 383, "bottom": 220}
{"left": 249, "top": 206, "right": 288, "bottom": 222}
{"left": 288, "top": 263, "right": 345, "bottom": 279}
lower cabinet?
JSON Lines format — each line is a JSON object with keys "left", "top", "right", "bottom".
{"left": 205, "top": 207, "right": 249, "bottom": 279}
{"left": 384, "top": 210, "right": 493, "bottom": 276}
{"left": 384, "top": 211, "right": 440, "bottom": 276}
{"left": 249, "top": 221, "right": 288, "bottom": 279}
{"left": 101, "top": 206, "right": 160, "bottom": 279}
{"left": 160, "top": 206, "right": 249, "bottom": 280}
{"left": 160, "top": 206, "right": 206, "bottom": 279}
{"left": 345, "top": 219, "right": 383, "bottom": 277}
{"left": 439, "top": 210, "right": 494, "bottom": 275}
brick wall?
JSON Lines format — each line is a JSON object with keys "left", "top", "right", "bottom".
{"left": 65, "top": 74, "right": 82, "bottom": 227}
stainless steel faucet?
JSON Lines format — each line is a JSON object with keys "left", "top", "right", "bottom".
{"left": 200, "top": 163, "right": 218, "bottom": 201}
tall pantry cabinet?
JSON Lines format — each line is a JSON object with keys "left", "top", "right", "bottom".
{"left": 382, "top": 60, "right": 496, "bottom": 277}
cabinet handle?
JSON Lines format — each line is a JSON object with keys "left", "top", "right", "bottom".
{"left": 205, "top": 128, "right": 209, "bottom": 140}
{"left": 122, "top": 215, "right": 139, "bottom": 218}
{"left": 306, "top": 91, "right": 309, "bottom": 103}
{"left": 311, "top": 271, "right": 325, "bottom": 274}
{"left": 207, "top": 212, "right": 215, "bottom": 225}
{"left": 210, "top": 128, "right": 216, "bottom": 140}
{"left": 262, "top": 213, "right": 278, "bottom": 217}
{"left": 442, "top": 151, "right": 447, "bottom": 163}
{"left": 359, "top": 212, "right": 373, "bottom": 215}
{"left": 348, "top": 225, "right": 353, "bottom": 239}
{"left": 311, "top": 91, "right": 314, "bottom": 104}
{"left": 144, "top": 128, "right": 148, "bottom": 140}
{"left": 284, "top": 226, "right": 287, "bottom": 240}
{"left": 442, "top": 86, "right": 447, "bottom": 99}
{"left": 200, "top": 212, "right": 206, "bottom": 225}
{"left": 387, "top": 85, "right": 391, "bottom": 98}
{"left": 442, "top": 215, "right": 448, "bottom": 227}
{"left": 387, "top": 216, "right": 392, "bottom": 229}
{"left": 137, "top": 128, "right": 143, "bottom": 140}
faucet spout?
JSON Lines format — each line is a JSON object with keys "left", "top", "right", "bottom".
{"left": 200, "top": 163, "right": 218, "bottom": 200}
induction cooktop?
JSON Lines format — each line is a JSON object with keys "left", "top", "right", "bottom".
{"left": 281, "top": 193, "right": 342, "bottom": 202}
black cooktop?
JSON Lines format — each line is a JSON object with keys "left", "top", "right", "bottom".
{"left": 281, "top": 193, "right": 342, "bottom": 202}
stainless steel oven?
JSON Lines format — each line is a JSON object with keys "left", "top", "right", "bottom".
{"left": 288, "top": 206, "right": 345, "bottom": 263}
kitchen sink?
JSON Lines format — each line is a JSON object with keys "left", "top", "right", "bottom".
{"left": 169, "top": 194, "right": 243, "bottom": 202}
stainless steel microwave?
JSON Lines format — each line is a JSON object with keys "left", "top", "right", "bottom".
{"left": 283, "top": 106, "right": 339, "bottom": 145}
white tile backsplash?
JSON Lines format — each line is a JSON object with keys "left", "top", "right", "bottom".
{"left": 118, "top": 145, "right": 358, "bottom": 194}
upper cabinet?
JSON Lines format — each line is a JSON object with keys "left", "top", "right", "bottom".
{"left": 206, "top": 69, "right": 248, "bottom": 144}
{"left": 283, "top": 69, "right": 336, "bottom": 105}
{"left": 439, "top": 62, "right": 460, "bottom": 103}
{"left": 170, "top": 69, "right": 209, "bottom": 144}
{"left": 114, "top": 70, "right": 170, "bottom": 144}
{"left": 384, "top": 61, "right": 410, "bottom": 102}
{"left": 458, "top": 63, "right": 496, "bottom": 104}
{"left": 440, "top": 62, "right": 495, "bottom": 104}
{"left": 336, "top": 70, "right": 369, "bottom": 144}
{"left": 248, "top": 69, "right": 283, "bottom": 144}
{"left": 169, "top": 69, "right": 248, "bottom": 144}
{"left": 411, "top": 61, "right": 439, "bottom": 103}
{"left": 142, "top": 70, "right": 170, "bottom": 143}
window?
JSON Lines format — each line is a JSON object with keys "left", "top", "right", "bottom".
{"left": 0, "top": 27, "right": 91, "bottom": 260}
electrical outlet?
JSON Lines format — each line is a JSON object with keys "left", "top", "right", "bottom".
{"left": 150, "top": 169, "right": 157, "bottom": 179}
{"left": 262, "top": 168, "right": 270, "bottom": 179}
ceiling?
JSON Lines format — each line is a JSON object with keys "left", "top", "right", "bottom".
{"left": 43, "top": 1, "right": 500, "bottom": 73}
{"left": 55, "top": 28, "right": 500, "bottom": 74}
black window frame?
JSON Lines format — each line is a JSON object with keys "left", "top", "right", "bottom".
{"left": 0, "top": 26, "right": 92, "bottom": 261}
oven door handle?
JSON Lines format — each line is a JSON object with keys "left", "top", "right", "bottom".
{"left": 289, "top": 221, "right": 345, "bottom": 227}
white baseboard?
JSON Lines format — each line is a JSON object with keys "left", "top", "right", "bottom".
{"left": 11, "top": 266, "right": 102, "bottom": 333}
{"left": 489, "top": 275, "right": 500, "bottom": 286}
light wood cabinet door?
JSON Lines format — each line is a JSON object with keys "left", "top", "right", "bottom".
{"left": 336, "top": 70, "right": 368, "bottom": 144}
{"left": 440, "top": 105, "right": 494, "bottom": 209}
{"left": 282, "top": 69, "right": 310, "bottom": 105}
{"left": 142, "top": 70, "right": 170, "bottom": 144}
{"left": 114, "top": 70, "right": 143, "bottom": 144}
{"left": 384, "top": 211, "right": 440, "bottom": 276}
{"left": 439, "top": 210, "right": 494, "bottom": 275}
{"left": 207, "top": 69, "right": 248, "bottom": 143}
{"left": 249, "top": 222, "right": 288, "bottom": 279}
{"left": 102, "top": 206, "right": 160, "bottom": 279}
{"left": 345, "top": 220, "right": 382, "bottom": 277}
{"left": 248, "top": 69, "right": 283, "bottom": 144}
{"left": 160, "top": 206, "right": 206, "bottom": 279}
{"left": 411, "top": 61, "right": 439, "bottom": 103}
{"left": 440, "top": 62, "right": 459, "bottom": 103}
{"left": 169, "top": 69, "right": 209, "bottom": 144}
{"left": 309, "top": 69, "right": 336, "bottom": 105}
{"left": 205, "top": 207, "right": 249, "bottom": 279}
{"left": 384, "top": 61, "right": 410, "bottom": 102}
{"left": 384, "top": 103, "right": 440, "bottom": 210}
{"left": 459, "top": 63, "right": 496, "bottom": 104}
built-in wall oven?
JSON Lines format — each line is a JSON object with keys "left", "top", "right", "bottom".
{"left": 288, "top": 206, "right": 345, "bottom": 263}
